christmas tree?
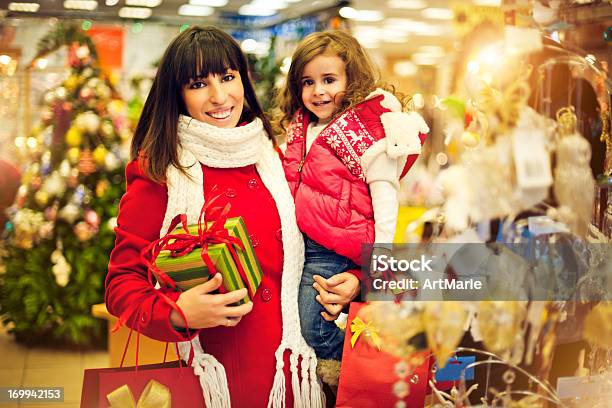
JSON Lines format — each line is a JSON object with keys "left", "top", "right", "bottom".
{"left": 0, "top": 24, "right": 130, "bottom": 346}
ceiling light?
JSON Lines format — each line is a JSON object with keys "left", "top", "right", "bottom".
{"left": 178, "top": 4, "right": 214, "bottom": 16}
{"left": 189, "top": 0, "right": 227, "bottom": 5}
{"left": 126, "top": 0, "right": 163, "bottom": 7}
{"left": 106, "top": 0, "right": 119, "bottom": 5}
{"left": 387, "top": 0, "right": 426, "bottom": 9}
{"left": 421, "top": 7, "right": 454, "bottom": 20}
{"left": 339, "top": 7, "right": 383, "bottom": 21}
{"left": 249, "top": 0, "right": 288, "bottom": 10}
{"left": 63, "top": 0, "right": 98, "bottom": 10}
{"left": 0, "top": 55, "right": 12, "bottom": 65}
{"left": 8, "top": 2, "right": 40, "bottom": 12}
{"left": 119, "top": 6, "right": 153, "bottom": 18}
{"left": 238, "top": 5, "right": 277, "bottom": 16}
{"left": 339, "top": 6, "right": 356, "bottom": 18}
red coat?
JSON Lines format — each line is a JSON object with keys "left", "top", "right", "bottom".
{"left": 283, "top": 98, "right": 425, "bottom": 265}
{"left": 106, "top": 160, "right": 293, "bottom": 407}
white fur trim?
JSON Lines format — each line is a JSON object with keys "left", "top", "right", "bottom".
{"left": 380, "top": 111, "right": 428, "bottom": 159}
{"left": 361, "top": 139, "right": 387, "bottom": 174}
{"left": 366, "top": 88, "right": 402, "bottom": 112}
{"left": 164, "top": 115, "right": 323, "bottom": 407}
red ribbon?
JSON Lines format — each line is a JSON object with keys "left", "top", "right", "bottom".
{"left": 142, "top": 191, "right": 253, "bottom": 299}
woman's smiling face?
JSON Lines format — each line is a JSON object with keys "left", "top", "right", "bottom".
{"left": 182, "top": 69, "right": 244, "bottom": 128}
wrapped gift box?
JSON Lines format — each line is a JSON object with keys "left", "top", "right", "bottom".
{"left": 154, "top": 216, "right": 263, "bottom": 304}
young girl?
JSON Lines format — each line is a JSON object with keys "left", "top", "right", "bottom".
{"left": 276, "top": 31, "right": 429, "bottom": 372}
{"left": 106, "top": 26, "right": 323, "bottom": 408}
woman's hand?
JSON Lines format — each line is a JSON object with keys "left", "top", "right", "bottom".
{"left": 313, "top": 272, "right": 360, "bottom": 321}
{"left": 169, "top": 274, "right": 253, "bottom": 329}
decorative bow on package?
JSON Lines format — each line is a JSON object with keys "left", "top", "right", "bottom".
{"left": 107, "top": 379, "right": 171, "bottom": 408}
{"left": 144, "top": 199, "right": 263, "bottom": 304}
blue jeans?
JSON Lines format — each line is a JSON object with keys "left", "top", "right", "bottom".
{"left": 298, "top": 236, "right": 358, "bottom": 360}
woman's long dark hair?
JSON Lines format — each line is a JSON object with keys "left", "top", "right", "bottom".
{"left": 131, "top": 26, "right": 275, "bottom": 183}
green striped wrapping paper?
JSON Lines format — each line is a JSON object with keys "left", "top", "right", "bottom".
{"left": 153, "top": 217, "right": 263, "bottom": 304}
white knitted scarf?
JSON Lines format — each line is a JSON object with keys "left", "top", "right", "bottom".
{"left": 164, "top": 115, "right": 323, "bottom": 408}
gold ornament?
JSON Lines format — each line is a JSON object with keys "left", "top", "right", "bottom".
{"left": 64, "top": 75, "right": 79, "bottom": 91}
{"left": 423, "top": 302, "right": 468, "bottom": 368}
{"left": 92, "top": 144, "right": 108, "bottom": 166}
{"left": 96, "top": 179, "right": 110, "bottom": 197}
{"left": 67, "top": 147, "right": 81, "bottom": 165}
{"left": 549, "top": 107, "right": 595, "bottom": 237}
{"left": 101, "top": 121, "right": 115, "bottom": 139}
{"left": 65, "top": 126, "right": 83, "bottom": 147}
{"left": 477, "top": 301, "right": 526, "bottom": 356}
{"left": 34, "top": 190, "right": 49, "bottom": 206}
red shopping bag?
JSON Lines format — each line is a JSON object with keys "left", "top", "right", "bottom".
{"left": 81, "top": 361, "right": 205, "bottom": 407}
{"left": 336, "top": 302, "right": 431, "bottom": 408}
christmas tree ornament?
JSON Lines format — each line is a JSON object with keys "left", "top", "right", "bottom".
{"left": 101, "top": 121, "right": 115, "bottom": 139}
{"left": 75, "top": 111, "right": 101, "bottom": 134}
{"left": 84, "top": 209, "right": 100, "bottom": 229}
{"left": 65, "top": 126, "right": 83, "bottom": 147}
{"left": 104, "top": 151, "right": 121, "bottom": 171}
{"left": 67, "top": 147, "right": 81, "bottom": 164}
{"left": 39, "top": 221, "right": 55, "bottom": 239}
{"left": 74, "top": 221, "right": 95, "bottom": 241}
{"left": 34, "top": 190, "right": 50, "bottom": 207}
{"left": 96, "top": 179, "right": 110, "bottom": 197}
{"left": 54, "top": 86, "right": 67, "bottom": 100}
{"left": 477, "top": 301, "right": 526, "bottom": 357}
{"left": 44, "top": 202, "right": 59, "bottom": 221}
{"left": 92, "top": 144, "right": 108, "bottom": 165}
{"left": 58, "top": 203, "right": 81, "bottom": 224}
{"left": 548, "top": 107, "right": 595, "bottom": 237}
{"left": 58, "top": 160, "right": 71, "bottom": 177}
{"left": 79, "top": 87, "right": 94, "bottom": 100}
{"left": 423, "top": 302, "right": 468, "bottom": 368}
{"left": 51, "top": 247, "right": 72, "bottom": 287}
{"left": 64, "top": 74, "right": 79, "bottom": 91}
{"left": 41, "top": 171, "right": 66, "bottom": 197}
{"left": 78, "top": 149, "right": 96, "bottom": 175}
{"left": 43, "top": 91, "right": 56, "bottom": 105}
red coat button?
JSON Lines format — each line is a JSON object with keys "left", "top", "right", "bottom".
{"left": 261, "top": 288, "right": 272, "bottom": 302}
{"left": 249, "top": 233, "right": 259, "bottom": 247}
{"left": 275, "top": 228, "right": 282, "bottom": 242}
{"left": 225, "top": 188, "right": 237, "bottom": 198}
{"left": 247, "top": 179, "right": 259, "bottom": 189}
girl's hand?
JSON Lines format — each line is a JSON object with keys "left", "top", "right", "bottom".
{"left": 312, "top": 272, "right": 360, "bottom": 321}
{"left": 169, "top": 274, "right": 253, "bottom": 329}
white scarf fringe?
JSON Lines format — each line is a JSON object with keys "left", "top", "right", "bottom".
{"left": 162, "top": 115, "right": 323, "bottom": 407}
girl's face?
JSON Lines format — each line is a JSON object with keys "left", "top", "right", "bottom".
{"left": 182, "top": 69, "right": 244, "bottom": 128}
{"left": 300, "top": 54, "right": 347, "bottom": 123}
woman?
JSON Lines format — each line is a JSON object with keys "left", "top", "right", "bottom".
{"left": 105, "top": 26, "right": 323, "bottom": 407}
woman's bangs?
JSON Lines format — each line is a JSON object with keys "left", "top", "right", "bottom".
{"left": 176, "top": 33, "right": 241, "bottom": 86}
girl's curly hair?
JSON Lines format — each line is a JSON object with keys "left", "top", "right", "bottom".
{"left": 273, "top": 30, "right": 406, "bottom": 133}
